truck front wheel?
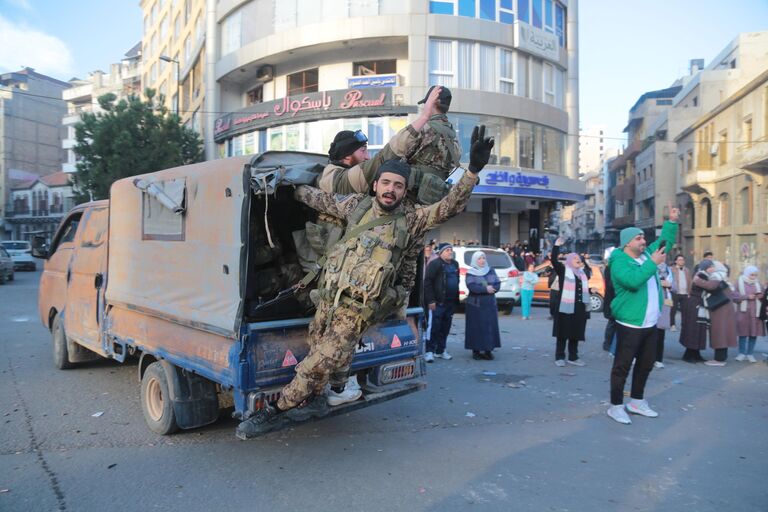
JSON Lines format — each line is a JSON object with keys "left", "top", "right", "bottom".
{"left": 141, "top": 362, "right": 179, "bottom": 435}
{"left": 52, "top": 315, "right": 74, "bottom": 370}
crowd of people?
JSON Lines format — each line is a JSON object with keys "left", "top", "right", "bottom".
{"left": 420, "top": 215, "right": 766, "bottom": 427}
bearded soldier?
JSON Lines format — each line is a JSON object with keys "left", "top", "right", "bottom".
{"left": 236, "top": 125, "right": 495, "bottom": 439}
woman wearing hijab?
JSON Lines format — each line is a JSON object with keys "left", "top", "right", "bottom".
{"left": 464, "top": 251, "right": 502, "bottom": 360}
{"left": 733, "top": 266, "right": 764, "bottom": 363}
{"left": 679, "top": 259, "right": 716, "bottom": 362}
{"left": 551, "top": 237, "right": 592, "bottom": 367}
{"left": 703, "top": 261, "right": 737, "bottom": 366}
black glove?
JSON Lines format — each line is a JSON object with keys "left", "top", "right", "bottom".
{"left": 468, "top": 125, "right": 495, "bottom": 173}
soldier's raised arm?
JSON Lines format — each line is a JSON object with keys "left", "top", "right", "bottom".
{"left": 294, "top": 185, "right": 362, "bottom": 219}
{"left": 411, "top": 125, "right": 494, "bottom": 235}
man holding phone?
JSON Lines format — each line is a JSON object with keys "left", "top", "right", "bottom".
{"left": 606, "top": 204, "right": 679, "bottom": 425}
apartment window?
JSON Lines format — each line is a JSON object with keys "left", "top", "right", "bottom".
{"left": 144, "top": 15, "right": 150, "bottom": 34}
{"left": 478, "top": 44, "right": 496, "bottom": 91}
{"left": 531, "top": 0, "right": 543, "bottom": 28}
{"left": 174, "top": 15, "right": 180, "bottom": 39}
{"left": 184, "top": 0, "right": 191, "bottom": 23}
{"left": 500, "top": 0, "right": 514, "bottom": 23}
{"left": 517, "top": 0, "right": 529, "bottom": 22}
{"left": 429, "top": 39, "right": 454, "bottom": 86}
{"left": 701, "top": 198, "right": 712, "bottom": 228}
{"left": 499, "top": 49, "right": 515, "bottom": 94}
{"left": 743, "top": 117, "right": 753, "bottom": 147}
{"left": 544, "top": 0, "right": 554, "bottom": 32}
{"left": 150, "top": 62, "right": 158, "bottom": 83}
{"left": 151, "top": 3, "right": 158, "bottom": 24}
{"left": 543, "top": 62, "right": 555, "bottom": 105}
{"left": 247, "top": 85, "right": 263, "bottom": 105}
{"left": 458, "top": 0, "right": 474, "bottom": 16}
{"left": 517, "top": 53, "right": 528, "bottom": 97}
{"left": 692, "top": 96, "right": 698, "bottom": 107}
{"left": 739, "top": 186, "right": 752, "bottom": 225}
{"left": 287, "top": 68, "right": 318, "bottom": 96}
{"left": 457, "top": 41, "right": 473, "bottom": 88}
{"left": 222, "top": 10, "right": 242, "bottom": 55}
{"left": 555, "top": 2, "right": 565, "bottom": 47}
{"left": 353, "top": 60, "right": 396, "bottom": 75}
{"left": 718, "top": 130, "right": 728, "bottom": 165}
{"left": 518, "top": 122, "right": 535, "bottom": 169}
{"left": 656, "top": 99, "right": 672, "bottom": 105}
{"left": 160, "top": 15, "right": 168, "bottom": 39}
{"left": 478, "top": 0, "right": 495, "bottom": 20}
{"left": 429, "top": 0, "right": 454, "bottom": 15}
{"left": 718, "top": 193, "right": 730, "bottom": 227}
{"left": 183, "top": 35, "right": 191, "bottom": 65}
{"left": 195, "top": 16, "right": 204, "bottom": 43}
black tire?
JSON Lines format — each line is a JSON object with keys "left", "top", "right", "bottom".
{"left": 590, "top": 294, "right": 604, "bottom": 313}
{"left": 52, "top": 315, "right": 74, "bottom": 369}
{"left": 141, "top": 362, "right": 179, "bottom": 435}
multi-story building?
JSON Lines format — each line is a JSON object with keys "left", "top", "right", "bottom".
{"left": 5, "top": 172, "right": 75, "bottom": 241}
{"left": 0, "top": 68, "right": 69, "bottom": 239}
{"left": 141, "top": 0, "right": 206, "bottom": 135}
{"left": 139, "top": 0, "right": 584, "bottom": 247}
{"left": 578, "top": 125, "right": 605, "bottom": 175}
{"left": 675, "top": 32, "right": 768, "bottom": 271}
{"left": 62, "top": 44, "right": 143, "bottom": 174}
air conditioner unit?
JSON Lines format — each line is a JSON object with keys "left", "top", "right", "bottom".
{"left": 709, "top": 143, "right": 719, "bottom": 156}
{"left": 256, "top": 65, "right": 274, "bottom": 82}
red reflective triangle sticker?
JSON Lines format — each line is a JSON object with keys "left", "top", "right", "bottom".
{"left": 282, "top": 350, "right": 298, "bottom": 367}
{"left": 391, "top": 334, "right": 402, "bottom": 348}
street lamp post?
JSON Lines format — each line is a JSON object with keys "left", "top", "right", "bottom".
{"left": 159, "top": 55, "right": 180, "bottom": 116}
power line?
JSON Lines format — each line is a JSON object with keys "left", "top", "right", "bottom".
{"left": 3, "top": 86, "right": 767, "bottom": 144}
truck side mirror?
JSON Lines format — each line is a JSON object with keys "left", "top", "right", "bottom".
{"left": 31, "top": 235, "right": 49, "bottom": 259}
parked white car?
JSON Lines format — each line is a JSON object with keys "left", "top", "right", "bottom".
{"left": 1, "top": 240, "right": 37, "bottom": 271}
{"left": 0, "top": 246, "right": 14, "bottom": 283}
{"left": 453, "top": 246, "right": 520, "bottom": 310}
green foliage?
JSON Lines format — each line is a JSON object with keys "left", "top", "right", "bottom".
{"left": 72, "top": 88, "right": 203, "bottom": 202}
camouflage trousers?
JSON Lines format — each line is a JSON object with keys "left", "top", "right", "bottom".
{"left": 277, "top": 299, "right": 368, "bottom": 410}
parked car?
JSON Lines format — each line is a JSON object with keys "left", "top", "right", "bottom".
{"left": 1, "top": 240, "right": 36, "bottom": 271}
{"left": 530, "top": 260, "right": 606, "bottom": 312}
{"left": 0, "top": 246, "right": 14, "bottom": 283}
{"left": 453, "top": 246, "right": 521, "bottom": 310}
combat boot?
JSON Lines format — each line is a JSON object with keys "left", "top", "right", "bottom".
{"left": 235, "top": 404, "right": 285, "bottom": 439}
{"left": 286, "top": 394, "right": 329, "bottom": 422}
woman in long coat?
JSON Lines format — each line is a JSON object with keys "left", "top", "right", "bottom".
{"left": 733, "top": 266, "right": 764, "bottom": 363}
{"left": 704, "top": 261, "right": 737, "bottom": 366}
{"left": 551, "top": 237, "right": 591, "bottom": 367}
{"left": 464, "top": 251, "right": 501, "bottom": 360}
{"left": 679, "top": 260, "right": 715, "bottom": 362}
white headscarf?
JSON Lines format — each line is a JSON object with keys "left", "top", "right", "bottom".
{"left": 737, "top": 265, "right": 762, "bottom": 315}
{"left": 741, "top": 265, "right": 759, "bottom": 284}
{"left": 467, "top": 251, "right": 491, "bottom": 276}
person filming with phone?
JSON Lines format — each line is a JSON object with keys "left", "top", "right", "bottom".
{"left": 605, "top": 204, "right": 680, "bottom": 425}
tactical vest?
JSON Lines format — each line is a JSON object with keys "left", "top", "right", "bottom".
{"left": 317, "top": 196, "right": 410, "bottom": 323}
{"left": 408, "top": 116, "right": 462, "bottom": 205}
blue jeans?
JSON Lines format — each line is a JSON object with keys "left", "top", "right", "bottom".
{"left": 521, "top": 289, "right": 534, "bottom": 318}
{"left": 738, "top": 336, "right": 757, "bottom": 355}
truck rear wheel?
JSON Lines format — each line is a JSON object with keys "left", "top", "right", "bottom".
{"left": 52, "top": 315, "right": 74, "bottom": 369}
{"left": 141, "top": 362, "right": 179, "bottom": 435}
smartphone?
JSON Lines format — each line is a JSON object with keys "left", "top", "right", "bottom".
{"left": 659, "top": 240, "right": 667, "bottom": 252}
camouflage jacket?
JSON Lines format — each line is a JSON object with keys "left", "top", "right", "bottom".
{"left": 409, "top": 114, "right": 461, "bottom": 178}
{"left": 295, "top": 169, "right": 479, "bottom": 293}
{"left": 317, "top": 124, "right": 422, "bottom": 195}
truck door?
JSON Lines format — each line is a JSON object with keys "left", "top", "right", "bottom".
{"left": 64, "top": 206, "right": 109, "bottom": 352}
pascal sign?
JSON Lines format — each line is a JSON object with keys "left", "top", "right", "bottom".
{"left": 214, "top": 88, "right": 393, "bottom": 140}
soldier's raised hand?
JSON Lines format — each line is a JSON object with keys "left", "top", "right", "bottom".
{"left": 468, "top": 125, "right": 495, "bottom": 173}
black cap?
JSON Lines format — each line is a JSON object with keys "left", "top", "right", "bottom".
{"left": 417, "top": 86, "right": 452, "bottom": 110}
{"left": 376, "top": 159, "right": 411, "bottom": 182}
{"left": 328, "top": 130, "right": 367, "bottom": 161}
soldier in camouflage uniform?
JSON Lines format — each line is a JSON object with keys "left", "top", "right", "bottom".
{"left": 236, "top": 124, "right": 495, "bottom": 438}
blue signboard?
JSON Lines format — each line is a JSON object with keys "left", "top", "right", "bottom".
{"left": 348, "top": 74, "right": 398, "bottom": 89}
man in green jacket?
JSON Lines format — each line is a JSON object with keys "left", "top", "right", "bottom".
{"left": 607, "top": 206, "right": 679, "bottom": 425}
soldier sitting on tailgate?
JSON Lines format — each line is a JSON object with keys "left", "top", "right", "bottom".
{"left": 236, "top": 121, "right": 495, "bottom": 439}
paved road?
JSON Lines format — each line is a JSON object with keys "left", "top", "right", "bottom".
{"left": 1, "top": 269, "right": 767, "bottom": 511}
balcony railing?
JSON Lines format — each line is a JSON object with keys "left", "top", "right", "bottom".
{"left": 5, "top": 206, "right": 65, "bottom": 218}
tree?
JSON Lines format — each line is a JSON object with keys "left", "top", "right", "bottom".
{"left": 72, "top": 89, "right": 203, "bottom": 203}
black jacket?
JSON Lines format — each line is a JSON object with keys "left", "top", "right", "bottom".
{"left": 423, "top": 257, "right": 460, "bottom": 306}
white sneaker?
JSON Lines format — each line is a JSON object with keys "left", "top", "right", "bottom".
{"left": 704, "top": 360, "right": 726, "bottom": 367}
{"left": 625, "top": 399, "right": 659, "bottom": 418}
{"left": 735, "top": 354, "right": 746, "bottom": 362}
{"left": 566, "top": 359, "right": 586, "bottom": 367}
{"left": 346, "top": 374, "right": 361, "bottom": 391}
{"left": 436, "top": 351, "right": 453, "bottom": 360}
{"left": 653, "top": 361, "right": 665, "bottom": 369}
{"left": 424, "top": 352, "right": 435, "bottom": 363}
{"left": 555, "top": 359, "right": 566, "bottom": 367}
{"left": 326, "top": 387, "right": 362, "bottom": 406}
{"left": 607, "top": 405, "right": 631, "bottom": 424}
{"left": 747, "top": 355, "right": 758, "bottom": 363}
